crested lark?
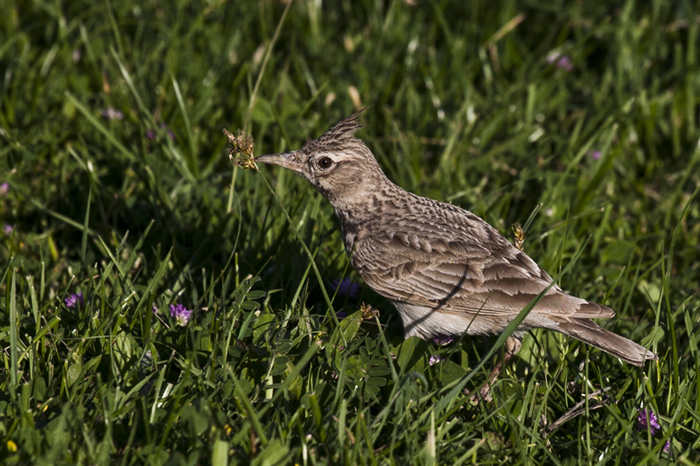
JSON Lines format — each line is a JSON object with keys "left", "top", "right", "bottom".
{"left": 256, "top": 109, "right": 657, "bottom": 392}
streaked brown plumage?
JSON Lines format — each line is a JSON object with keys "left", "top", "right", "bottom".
{"left": 256, "top": 109, "right": 657, "bottom": 377}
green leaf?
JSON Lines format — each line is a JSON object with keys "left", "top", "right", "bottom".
{"left": 396, "top": 337, "right": 429, "bottom": 372}
{"left": 212, "top": 438, "right": 229, "bottom": 466}
{"left": 436, "top": 360, "right": 466, "bottom": 386}
{"left": 366, "top": 376, "right": 387, "bottom": 387}
{"left": 367, "top": 365, "right": 391, "bottom": 377}
{"left": 253, "top": 312, "right": 276, "bottom": 343}
{"left": 251, "top": 439, "right": 290, "bottom": 466}
{"left": 66, "top": 363, "right": 83, "bottom": 388}
{"left": 331, "top": 311, "right": 362, "bottom": 346}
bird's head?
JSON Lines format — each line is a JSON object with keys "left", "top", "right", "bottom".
{"left": 256, "top": 108, "right": 389, "bottom": 209}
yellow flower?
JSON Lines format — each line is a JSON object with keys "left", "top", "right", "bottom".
{"left": 7, "top": 440, "right": 17, "bottom": 452}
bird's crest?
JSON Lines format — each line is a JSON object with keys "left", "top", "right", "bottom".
{"left": 302, "top": 107, "right": 370, "bottom": 154}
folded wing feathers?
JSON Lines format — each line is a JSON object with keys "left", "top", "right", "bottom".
{"left": 358, "top": 228, "right": 614, "bottom": 320}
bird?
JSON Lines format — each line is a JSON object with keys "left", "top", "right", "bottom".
{"left": 255, "top": 108, "right": 657, "bottom": 397}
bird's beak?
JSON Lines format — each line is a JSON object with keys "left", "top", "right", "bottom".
{"left": 255, "top": 151, "right": 303, "bottom": 173}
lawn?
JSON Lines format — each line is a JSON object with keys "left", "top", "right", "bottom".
{"left": 1, "top": 0, "right": 699, "bottom": 464}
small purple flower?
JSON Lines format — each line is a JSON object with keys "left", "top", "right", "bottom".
{"left": 146, "top": 125, "right": 175, "bottom": 142}
{"left": 101, "top": 107, "right": 123, "bottom": 121}
{"left": 663, "top": 439, "right": 671, "bottom": 454}
{"left": 72, "top": 49, "right": 82, "bottom": 62}
{"left": 160, "top": 123, "right": 176, "bottom": 141}
{"left": 546, "top": 52, "right": 573, "bottom": 72}
{"left": 432, "top": 334, "right": 454, "bottom": 346}
{"left": 3, "top": 224, "right": 13, "bottom": 235}
{"left": 637, "top": 408, "right": 661, "bottom": 435}
{"left": 556, "top": 56, "right": 573, "bottom": 71}
{"left": 152, "top": 304, "right": 158, "bottom": 314}
{"left": 331, "top": 278, "right": 360, "bottom": 298}
{"left": 169, "top": 304, "right": 193, "bottom": 326}
{"left": 589, "top": 150, "right": 602, "bottom": 160}
{"left": 429, "top": 354, "right": 443, "bottom": 366}
{"left": 0, "top": 182, "right": 8, "bottom": 196}
{"left": 64, "top": 292, "right": 84, "bottom": 308}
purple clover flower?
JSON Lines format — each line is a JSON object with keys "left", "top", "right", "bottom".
{"left": 160, "top": 122, "right": 176, "bottom": 141}
{"left": 589, "top": 150, "right": 602, "bottom": 160}
{"left": 146, "top": 124, "right": 176, "bottom": 141}
{"left": 101, "top": 107, "right": 124, "bottom": 120}
{"left": 3, "top": 224, "right": 13, "bottom": 235}
{"left": 432, "top": 334, "right": 454, "bottom": 346}
{"left": 429, "top": 354, "right": 443, "bottom": 366}
{"left": 637, "top": 407, "right": 661, "bottom": 435}
{"left": 64, "top": 292, "right": 84, "bottom": 308}
{"left": 0, "top": 182, "right": 8, "bottom": 196}
{"left": 169, "top": 304, "right": 193, "bottom": 326}
{"left": 331, "top": 277, "right": 360, "bottom": 298}
{"left": 555, "top": 56, "right": 573, "bottom": 71}
{"left": 546, "top": 52, "right": 574, "bottom": 72}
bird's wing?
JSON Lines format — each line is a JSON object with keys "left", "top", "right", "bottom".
{"left": 352, "top": 223, "right": 613, "bottom": 319}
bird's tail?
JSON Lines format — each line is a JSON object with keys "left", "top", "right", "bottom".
{"left": 555, "top": 319, "right": 657, "bottom": 366}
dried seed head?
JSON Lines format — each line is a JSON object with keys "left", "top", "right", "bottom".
{"left": 360, "top": 302, "right": 378, "bottom": 320}
{"left": 223, "top": 128, "right": 257, "bottom": 169}
{"left": 512, "top": 223, "right": 525, "bottom": 251}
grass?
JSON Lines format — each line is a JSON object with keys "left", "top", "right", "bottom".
{"left": 1, "top": 0, "right": 699, "bottom": 463}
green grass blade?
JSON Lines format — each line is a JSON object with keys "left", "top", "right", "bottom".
{"left": 81, "top": 187, "right": 91, "bottom": 267}
{"left": 8, "top": 268, "right": 18, "bottom": 389}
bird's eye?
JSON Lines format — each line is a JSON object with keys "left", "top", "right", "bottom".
{"left": 317, "top": 157, "right": 333, "bottom": 170}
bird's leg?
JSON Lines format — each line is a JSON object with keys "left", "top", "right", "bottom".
{"left": 471, "top": 336, "right": 522, "bottom": 403}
